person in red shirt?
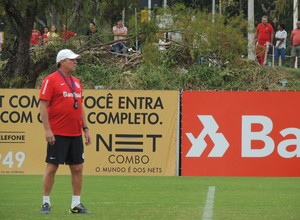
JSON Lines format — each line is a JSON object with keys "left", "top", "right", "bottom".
{"left": 30, "top": 25, "right": 41, "bottom": 46}
{"left": 61, "top": 25, "right": 77, "bottom": 41}
{"left": 291, "top": 21, "right": 300, "bottom": 68}
{"left": 39, "top": 49, "right": 91, "bottom": 214}
{"left": 253, "top": 16, "right": 274, "bottom": 66}
{"left": 42, "top": 26, "right": 49, "bottom": 44}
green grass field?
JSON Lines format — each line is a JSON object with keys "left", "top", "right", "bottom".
{"left": 0, "top": 175, "right": 299, "bottom": 220}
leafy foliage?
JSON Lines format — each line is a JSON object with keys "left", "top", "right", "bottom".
{"left": 1, "top": 1, "right": 300, "bottom": 91}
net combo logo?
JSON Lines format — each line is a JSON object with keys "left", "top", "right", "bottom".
{"left": 186, "top": 115, "right": 300, "bottom": 158}
{"left": 186, "top": 115, "right": 229, "bottom": 157}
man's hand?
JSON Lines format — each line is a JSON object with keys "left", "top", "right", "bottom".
{"left": 84, "top": 129, "right": 91, "bottom": 145}
{"left": 45, "top": 129, "right": 55, "bottom": 145}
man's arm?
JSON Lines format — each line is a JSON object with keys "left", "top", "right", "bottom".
{"left": 275, "top": 32, "right": 286, "bottom": 48}
{"left": 275, "top": 36, "right": 284, "bottom": 41}
{"left": 276, "top": 39, "right": 283, "bottom": 48}
{"left": 113, "top": 26, "right": 127, "bottom": 36}
{"left": 120, "top": 27, "right": 128, "bottom": 35}
{"left": 82, "top": 108, "right": 91, "bottom": 145}
{"left": 40, "top": 100, "right": 55, "bottom": 145}
{"left": 113, "top": 26, "right": 119, "bottom": 35}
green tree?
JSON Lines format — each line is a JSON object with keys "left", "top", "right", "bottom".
{"left": 273, "top": 0, "right": 298, "bottom": 32}
{"left": 0, "top": 0, "right": 297, "bottom": 89}
{"left": 0, "top": 0, "right": 140, "bottom": 88}
{"left": 1, "top": 0, "right": 38, "bottom": 87}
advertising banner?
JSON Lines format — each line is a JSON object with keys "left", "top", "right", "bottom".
{"left": 0, "top": 89, "right": 178, "bottom": 176}
{"left": 181, "top": 91, "right": 300, "bottom": 177}
{"left": 0, "top": 90, "right": 44, "bottom": 174}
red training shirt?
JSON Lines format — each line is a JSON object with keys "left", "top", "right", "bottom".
{"left": 30, "top": 29, "right": 41, "bottom": 45}
{"left": 291, "top": 29, "right": 300, "bottom": 45}
{"left": 39, "top": 71, "right": 83, "bottom": 136}
{"left": 256, "top": 23, "right": 274, "bottom": 45}
{"left": 42, "top": 33, "right": 48, "bottom": 44}
{"left": 61, "top": 30, "right": 76, "bottom": 40}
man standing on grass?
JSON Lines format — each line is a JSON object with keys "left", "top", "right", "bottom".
{"left": 112, "top": 18, "right": 128, "bottom": 53}
{"left": 274, "top": 23, "right": 287, "bottom": 66}
{"left": 254, "top": 15, "right": 274, "bottom": 66}
{"left": 39, "top": 49, "right": 91, "bottom": 214}
{"left": 291, "top": 21, "right": 300, "bottom": 68}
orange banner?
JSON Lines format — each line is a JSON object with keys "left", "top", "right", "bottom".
{"left": 181, "top": 91, "right": 300, "bottom": 177}
{"left": 0, "top": 89, "right": 178, "bottom": 176}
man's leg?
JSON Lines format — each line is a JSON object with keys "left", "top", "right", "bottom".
{"left": 113, "top": 43, "right": 121, "bottom": 53}
{"left": 40, "top": 163, "right": 59, "bottom": 214}
{"left": 43, "top": 163, "right": 59, "bottom": 196}
{"left": 69, "top": 163, "right": 83, "bottom": 196}
{"left": 69, "top": 163, "right": 90, "bottom": 214}
{"left": 69, "top": 163, "right": 83, "bottom": 208}
{"left": 281, "top": 48, "right": 286, "bottom": 66}
{"left": 291, "top": 56, "right": 296, "bottom": 68}
{"left": 262, "top": 43, "right": 269, "bottom": 66}
{"left": 296, "top": 47, "right": 300, "bottom": 68}
{"left": 274, "top": 48, "right": 279, "bottom": 66}
{"left": 256, "top": 44, "right": 266, "bottom": 66}
{"left": 291, "top": 46, "right": 296, "bottom": 68}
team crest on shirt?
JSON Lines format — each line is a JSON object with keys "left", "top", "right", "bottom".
{"left": 75, "top": 82, "right": 81, "bottom": 88}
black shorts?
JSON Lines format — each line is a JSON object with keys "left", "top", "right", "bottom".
{"left": 45, "top": 135, "right": 84, "bottom": 165}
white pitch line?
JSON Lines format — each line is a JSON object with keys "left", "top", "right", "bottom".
{"left": 202, "top": 186, "right": 216, "bottom": 220}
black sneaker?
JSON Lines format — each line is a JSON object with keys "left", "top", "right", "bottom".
{"left": 69, "top": 203, "right": 91, "bottom": 214}
{"left": 40, "top": 202, "right": 51, "bottom": 214}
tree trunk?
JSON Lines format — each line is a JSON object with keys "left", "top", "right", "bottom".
{"left": 3, "top": 1, "right": 38, "bottom": 88}
{"left": 5, "top": 37, "right": 30, "bottom": 78}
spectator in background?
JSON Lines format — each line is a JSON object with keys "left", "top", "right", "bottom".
{"left": 61, "top": 25, "right": 77, "bottom": 41}
{"left": 253, "top": 16, "right": 274, "bottom": 66}
{"left": 274, "top": 24, "right": 287, "bottom": 66}
{"left": 112, "top": 18, "right": 127, "bottom": 53}
{"left": 42, "top": 26, "right": 50, "bottom": 44}
{"left": 48, "top": 24, "right": 59, "bottom": 44}
{"left": 30, "top": 24, "right": 42, "bottom": 46}
{"left": 49, "top": 25, "right": 59, "bottom": 38}
{"left": 158, "top": 31, "right": 172, "bottom": 51}
{"left": 291, "top": 21, "right": 300, "bottom": 68}
{"left": 86, "top": 21, "right": 96, "bottom": 38}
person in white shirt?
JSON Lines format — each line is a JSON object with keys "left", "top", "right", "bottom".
{"left": 112, "top": 18, "right": 128, "bottom": 53}
{"left": 158, "top": 32, "right": 172, "bottom": 51}
{"left": 274, "top": 24, "right": 287, "bottom": 66}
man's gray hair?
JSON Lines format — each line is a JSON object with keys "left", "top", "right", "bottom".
{"left": 262, "top": 15, "right": 268, "bottom": 20}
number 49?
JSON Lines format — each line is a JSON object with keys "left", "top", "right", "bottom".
{"left": 2, "top": 151, "right": 26, "bottom": 168}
